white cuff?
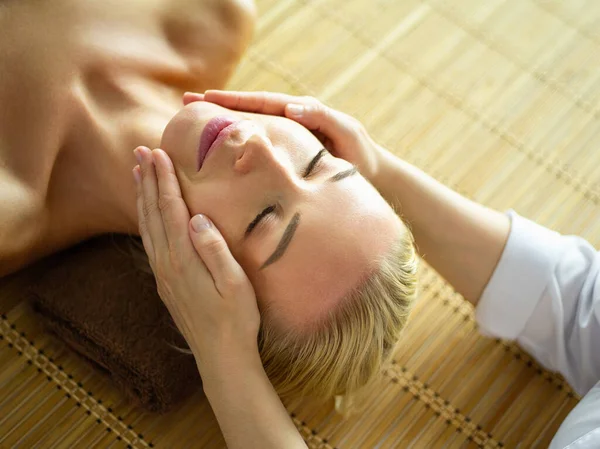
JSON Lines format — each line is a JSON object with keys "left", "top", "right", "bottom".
{"left": 475, "top": 210, "right": 564, "bottom": 340}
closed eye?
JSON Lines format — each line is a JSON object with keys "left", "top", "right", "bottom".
{"left": 245, "top": 204, "right": 276, "bottom": 237}
{"left": 302, "top": 148, "right": 328, "bottom": 178}
{"left": 244, "top": 149, "right": 328, "bottom": 238}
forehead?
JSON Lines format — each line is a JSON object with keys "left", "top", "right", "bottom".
{"left": 251, "top": 176, "right": 402, "bottom": 330}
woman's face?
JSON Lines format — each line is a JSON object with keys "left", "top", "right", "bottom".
{"left": 161, "top": 102, "right": 402, "bottom": 329}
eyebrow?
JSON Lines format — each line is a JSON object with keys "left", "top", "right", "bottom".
{"left": 259, "top": 161, "right": 360, "bottom": 270}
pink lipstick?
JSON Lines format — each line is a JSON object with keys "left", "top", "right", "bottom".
{"left": 197, "top": 116, "right": 239, "bottom": 171}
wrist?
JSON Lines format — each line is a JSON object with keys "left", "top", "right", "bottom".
{"left": 200, "top": 349, "right": 266, "bottom": 398}
{"left": 196, "top": 343, "right": 263, "bottom": 384}
{"left": 370, "top": 144, "right": 396, "bottom": 188}
{"left": 189, "top": 329, "right": 260, "bottom": 369}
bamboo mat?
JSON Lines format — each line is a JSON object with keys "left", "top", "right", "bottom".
{"left": 2, "top": 0, "right": 600, "bottom": 447}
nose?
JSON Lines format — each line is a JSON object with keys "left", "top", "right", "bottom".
{"left": 234, "top": 134, "right": 298, "bottom": 187}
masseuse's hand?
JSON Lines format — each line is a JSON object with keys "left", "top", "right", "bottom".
{"left": 132, "top": 146, "right": 260, "bottom": 377}
{"left": 133, "top": 147, "right": 307, "bottom": 449}
{"left": 183, "top": 90, "right": 385, "bottom": 181}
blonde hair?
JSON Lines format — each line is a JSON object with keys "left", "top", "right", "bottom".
{"left": 258, "top": 228, "right": 418, "bottom": 414}
{"left": 129, "top": 223, "right": 418, "bottom": 414}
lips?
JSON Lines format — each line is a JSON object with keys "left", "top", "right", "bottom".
{"left": 197, "top": 116, "right": 239, "bottom": 171}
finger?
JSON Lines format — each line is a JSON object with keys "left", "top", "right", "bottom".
{"left": 285, "top": 102, "right": 356, "bottom": 143}
{"left": 188, "top": 214, "right": 248, "bottom": 297}
{"left": 133, "top": 163, "right": 155, "bottom": 259}
{"left": 204, "top": 90, "right": 310, "bottom": 116}
{"left": 137, "top": 146, "right": 169, "bottom": 257}
{"left": 183, "top": 92, "right": 204, "bottom": 105}
{"left": 152, "top": 149, "right": 194, "bottom": 256}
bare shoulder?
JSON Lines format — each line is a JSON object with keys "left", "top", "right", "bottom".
{"left": 0, "top": 171, "right": 92, "bottom": 278}
{"left": 158, "top": 0, "right": 257, "bottom": 86}
{"left": 0, "top": 172, "right": 48, "bottom": 277}
{"left": 160, "top": 0, "right": 256, "bottom": 34}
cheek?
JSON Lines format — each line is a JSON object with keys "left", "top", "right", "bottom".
{"left": 182, "top": 178, "right": 236, "bottom": 216}
{"left": 179, "top": 178, "right": 254, "bottom": 253}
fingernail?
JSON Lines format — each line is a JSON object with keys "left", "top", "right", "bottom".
{"left": 191, "top": 214, "right": 212, "bottom": 232}
{"left": 287, "top": 104, "right": 304, "bottom": 117}
{"left": 134, "top": 149, "right": 142, "bottom": 165}
{"left": 133, "top": 166, "right": 141, "bottom": 184}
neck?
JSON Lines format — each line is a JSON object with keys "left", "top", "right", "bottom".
{"left": 61, "top": 79, "right": 181, "bottom": 236}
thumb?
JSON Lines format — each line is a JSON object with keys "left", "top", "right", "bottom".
{"left": 183, "top": 92, "right": 205, "bottom": 106}
{"left": 189, "top": 214, "right": 247, "bottom": 295}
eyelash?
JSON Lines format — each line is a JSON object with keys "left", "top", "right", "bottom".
{"left": 250, "top": 156, "right": 325, "bottom": 233}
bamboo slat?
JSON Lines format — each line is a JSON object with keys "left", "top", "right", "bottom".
{"left": 2, "top": 0, "right": 599, "bottom": 447}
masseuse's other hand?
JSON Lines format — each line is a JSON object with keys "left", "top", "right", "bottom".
{"left": 132, "top": 146, "right": 260, "bottom": 377}
{"left": 183, "top": 90, "right": 384, "bottom": 181}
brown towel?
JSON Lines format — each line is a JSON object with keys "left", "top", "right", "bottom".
{"left": 27, "top": 234, "right": 201, "bottom": 413}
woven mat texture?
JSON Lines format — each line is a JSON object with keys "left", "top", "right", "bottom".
{"left": 2, "top": 0, "right": 600, "bottom": 447}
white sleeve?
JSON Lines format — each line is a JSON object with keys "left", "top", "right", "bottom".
{"left": 549, "top": 381, "right": 600, "bottom": 449}
{"left": 476, "top": 210, "right": 600, "bottom": 396}
{"left": 475, "top": 211, "right": 600, "bottom": 449}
